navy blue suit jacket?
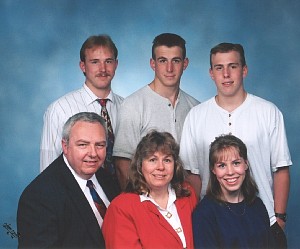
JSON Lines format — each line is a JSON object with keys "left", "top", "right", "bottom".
{"left": 17, "top": 154, "right": 119, "bottom": 249}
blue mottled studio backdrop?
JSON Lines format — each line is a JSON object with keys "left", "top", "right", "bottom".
{"left": 1, "top": 0, "right": 299, "bottom": 248}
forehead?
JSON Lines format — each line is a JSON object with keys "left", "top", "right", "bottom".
{"left": 144, "top": 144, "right": 173, "bottom": 157}
{"left": 154, "top": 45, "right": 183, "bottom": 58}
{"left": 215, "top": 146, "right": 241, "bottom": 161}
{"left": 84, "top": 45, "right": 114, "bottom": 58}
{"left": 69, "top": 121, "right": 105, "bottom": 140}
{"left": 211, "top": 51, "right": 241, "bottom": 64}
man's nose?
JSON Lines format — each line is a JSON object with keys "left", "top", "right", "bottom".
{"left": 167, "top": 61, "right": 173, "bottom": 72}
{"left": 223, "top": 67, "right": 229, "bottom": 78}
{"left": 98, "top": 61, "right": 106, "bottom": 72}
{"left": 88, "top": 145, "right": 97, "bottom": 157}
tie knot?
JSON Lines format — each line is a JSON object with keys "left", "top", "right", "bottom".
{"left": 98, "top": 99, "right": 108, "bottom": 107}
{"left": 86, "top": 180, "right": 94, "bottom": 188}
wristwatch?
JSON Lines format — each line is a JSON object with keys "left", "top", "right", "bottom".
{"left": 275, "top": 212, "right": 287, "bottom": 222}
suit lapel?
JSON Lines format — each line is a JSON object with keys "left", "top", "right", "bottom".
{"left": 56, "top": 155, "right": 103, "bottom": 246}
{"left": 95, "top": 167, "right": 120, "bottom": 201}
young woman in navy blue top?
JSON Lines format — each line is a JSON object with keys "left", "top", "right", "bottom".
{"left": 192, "top": 134, "right": 274, "bottom": 249}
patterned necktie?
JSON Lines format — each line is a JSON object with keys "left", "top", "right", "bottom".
{"left": 86, "top": 180, "right": 107, "bottom": 219}
{"left": 97, "top": 99, "right": 115, "bottom": 175}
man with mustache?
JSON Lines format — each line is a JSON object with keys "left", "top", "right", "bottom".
{"left": 40, "top": 35, "right": 123, "bottom": 188}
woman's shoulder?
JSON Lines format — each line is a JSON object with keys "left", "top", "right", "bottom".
{"left": 251, "top": 196, "right": 265, "bottom": 207}
{"left": 200, "top": 195, "right": 217, "bottom": 205}
{"left": 181, "top": 181, "right": 198, "bottom": 204}
{"left": 192, "top": 196, "right": 222, "bottom": 223}
{"left": 110, "top": 192, "right": 140, "bottom": 207}
{"left": 196, "top": 196, "right": 221, "bottom": 212}
{"left": 251, "top": 196, "right": 268, "bottom": 212}
{"left": 182, "top": 181, "right": 194, "bottom": 193}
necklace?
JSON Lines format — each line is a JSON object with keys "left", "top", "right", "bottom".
{"left": 224, "top": 201, "right": 246, "bottom": 216}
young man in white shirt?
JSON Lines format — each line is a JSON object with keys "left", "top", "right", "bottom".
{"left": 180, "top": 42, "right": 292, "bottom": 249}
{"left": 40, "top": 35, "right": 123, "bottom": 181}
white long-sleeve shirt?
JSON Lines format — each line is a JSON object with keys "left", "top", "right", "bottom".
{"left": 40, "top": 84, "right": 123, "bottom": 171}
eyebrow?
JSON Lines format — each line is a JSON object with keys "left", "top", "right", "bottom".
{"left": 88, "top": 58, "right": 115, "bottom": 62}
{"left": 216, "top": 157, "right": 242, "bottom": 163}
{"left": 213, "top": 62, "right": 240, "bottom": 68}
{"left": 75, "top": 139, "right": 106, "bottom": 144}
{"left": 156, "top": 56, "right": 183, "bottom": 60}
{"left": 75, "top": 139, "right": 89, "bottom": 143}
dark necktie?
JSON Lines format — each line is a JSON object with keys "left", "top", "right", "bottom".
{"left": 97, "top": 99, "right": 115, "bottom": 175}
{"left": 86, "top": 180, "right": 107, "bottom": 219}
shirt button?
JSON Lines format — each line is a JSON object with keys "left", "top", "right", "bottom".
{"left": 229, "top": 122, "right": 232, "bottom": 126}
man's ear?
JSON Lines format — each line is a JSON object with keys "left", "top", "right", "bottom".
{"left": 150, "top": 58, "right": 156, "bottom": 71}
{"left": 79, "top": 61, "right": 86, "bottom": 74}
{"left": 183, "top": 57, "right": 189, "bottom": 70}
{"left": 209, "top": 68, "right": 215, "bottom": 80}
{"left": 242, "top": 65, "right": 248, "bottom": 78}
{"left": 62, "top": 139, "right": 68, "bottom": 155}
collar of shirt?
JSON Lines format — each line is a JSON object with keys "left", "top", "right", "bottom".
{"left": 63, "top": 154, "right": 96, "bottom": 191}
{"left": 63, "top": 155, "right": 109, "bottom": 227}
{"left": 146, "top": 85, "right": 182, "bottom": 107}
{"left": 63, "top": 154, "right": 110, "bottom": 205}
{"left": 83, "top": 83, "right": 113, "bottom": 105}
{"left": 140, "top": 185, "right": 176, "bottom": 210}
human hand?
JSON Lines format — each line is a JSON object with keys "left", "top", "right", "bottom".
{"left": 276, "top": 217, "right": 286, "bottom": 230}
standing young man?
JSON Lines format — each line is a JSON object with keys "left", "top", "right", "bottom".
{"left": 180, "top": 43, "right": 292, "bottom": 248}
{"left": 40, "top": 35, "right": 123, "bottom": 185}
{"left": 113, "top": 33, "right": 199, "bottom": 190}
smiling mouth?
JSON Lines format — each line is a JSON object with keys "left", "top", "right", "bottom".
{"left": 84, "top": 160, "right": 99, "bottom": 165}
{"left": 222, "top": 81, "right": 233, "bottom": 86}
{"left": 152, "top": 174, "right": 167, "bottom": 179}
{"left": 225, "top": 178, "right": 238, "bottom": 184}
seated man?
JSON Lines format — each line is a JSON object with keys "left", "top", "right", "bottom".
{"left": 17, "top": 112, "right": 120, "bottom": 249}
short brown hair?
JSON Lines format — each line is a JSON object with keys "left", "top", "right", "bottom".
{"left": 210, "top": 42, "right": 246, "bottom": 68}
{"left": 80, "top": 35, "right": 118, "bottom": 62}
{"left": 152, "top": 33, "right": 186, "bottom": 59}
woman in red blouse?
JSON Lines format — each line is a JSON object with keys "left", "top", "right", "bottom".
{"left": 102, "top": 130, "right": 197, "bottom": 249}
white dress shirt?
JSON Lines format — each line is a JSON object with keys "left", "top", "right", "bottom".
{"left": 40, "top": 84, "right": 123, "bottom": 171}
{"left": 63, "top": 155, "right": 110, "bottom": 227}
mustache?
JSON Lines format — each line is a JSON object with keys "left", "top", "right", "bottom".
{"left": 96, "top": 73, "right": 111, "bottom": 77}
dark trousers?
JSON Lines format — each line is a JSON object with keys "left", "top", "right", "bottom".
{"left": 271, "top": 222, "right": 287, "bottom": 249}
